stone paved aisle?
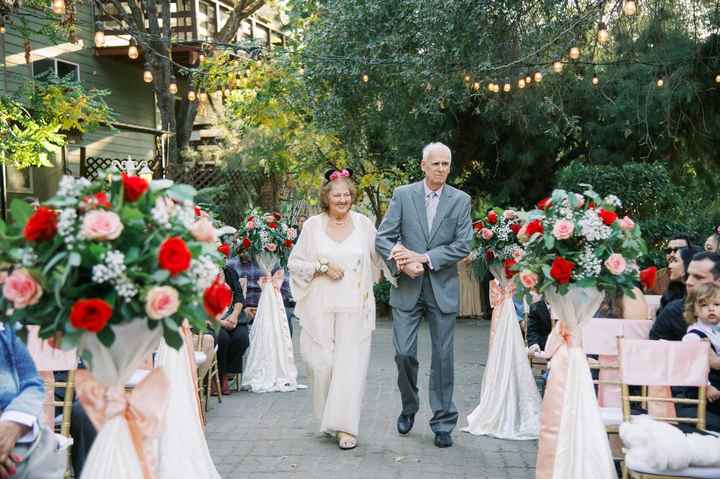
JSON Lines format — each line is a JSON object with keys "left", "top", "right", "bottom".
{"left": 206, "top": 319, "right": 537, "bottom": 479}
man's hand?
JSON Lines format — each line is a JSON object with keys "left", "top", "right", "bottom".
{"left": 326, "top": 263, "right": 345, "bottom": 281}
{"left": 401, "top": 262, "right": 424, "bottom": 279}
{"left": 392, "top": 247, "right": 428, "bottom": 267}
{"left": 0, "top": 421, "right": 28, "bottom": 479}
{"left": 708, "top": 385, "right": 720, "bottom": 402}
{"left": 245, "top": 307, "right": 257, "bottom": 320}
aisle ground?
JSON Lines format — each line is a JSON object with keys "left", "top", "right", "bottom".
{"left": 206, "top": 319, "right": 537, "bottom": 479}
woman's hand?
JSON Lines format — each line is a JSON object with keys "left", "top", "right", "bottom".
{"left": 326, "top": 263, "right": 345, "bottom": 281}
{"left": 0, "top": 421, "right": 27, "bottom": 479}
{"left": 708, "top": 385, "right": 720, "bottom": 402}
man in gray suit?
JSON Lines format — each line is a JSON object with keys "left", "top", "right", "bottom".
{"left": 375, "top": 142, "right": 472, "bottom": 448}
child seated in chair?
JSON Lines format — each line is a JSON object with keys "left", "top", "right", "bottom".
{"left": 678, "top": 282, "right": 720, "bottom": 432}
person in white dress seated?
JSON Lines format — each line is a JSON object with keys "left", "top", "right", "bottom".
{"left": 288, "top": 168, "right": 389, "bottom": 450}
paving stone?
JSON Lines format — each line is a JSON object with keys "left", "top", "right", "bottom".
{"left": 207, "top": 319, "right": 536, "bottom": 478}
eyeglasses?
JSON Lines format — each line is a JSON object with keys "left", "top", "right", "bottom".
{"left": 665, "top": 247, "right": 681, "bottom": 255}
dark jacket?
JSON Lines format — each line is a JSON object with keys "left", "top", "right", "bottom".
{"left": 527, "top": 301, "right": 552, "bottom": 350}
{"left": 222, "top": 266, "right": 249, "bottom": 325}
{"left": 659, "top": 281, "right": 685, "bottom": 315}
{"left": 649, "top": 298, "right": 686, "bottom": 341}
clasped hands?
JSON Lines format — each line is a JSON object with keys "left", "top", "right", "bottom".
{"left": 391, "top": 244, "right": 426, "bottom": 279}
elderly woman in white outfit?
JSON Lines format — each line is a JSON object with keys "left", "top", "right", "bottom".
{"left": 288, "top": 168, "right": 389, "bottom": 450}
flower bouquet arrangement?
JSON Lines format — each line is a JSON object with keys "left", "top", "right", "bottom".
{"left": 0, "top": 174, "right": 232, "bottom": 351}
{"left": 513, "top": 187, "right": 646, "bottom": 298}
{"left": 471, "top": 208, "right": 525, "bottom": 283}
{"left": 234, "top": 208, "right": 297, "bottom": 274}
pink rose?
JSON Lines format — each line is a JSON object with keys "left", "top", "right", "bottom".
{"left": 246, "top": 221, "right": 255, "bottom": 230}
{"left": 190, "top": 217, "right": 217, "bottom": 243}
{"left": 81, "top": 210, "right": 124, "bottom": 241}
{"left": 605, "top": 253, "right": 627, "bottom": 275}
{"left": 575, "top": 194, "right": 585, "bottom": 208}
{"left": 2, "top": 269, "right": 43, "bottom": 309}
{"left": 512, "top": 248, "right": 525, "bottom": 260}
{"left": 145, "top": 286, "right": 180, "bottom": 320}
{"left": 552, "top": 219, "right": 574, "bottom": 240}
{"left": 619, "top": 216, "right": 635, "bottom": 231}
{"left": 519, "top": 270, "right": 539, "bottom": 289}
{"left": 265, "top": 243, "right": 277, "bottom": 252}
{"left": 503, "top": 209, "right": 517, "bottom": 220}
{"left": 517, "top": 224, "right": 530, "bottom": 243}
{"left": 481, "top": 228, "right": 494, "bottom": 240}
{"left": 0, "top": 271, "right": 7, "bottom": 284}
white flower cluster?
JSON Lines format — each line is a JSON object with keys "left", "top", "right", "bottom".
{"left": 604, "top": 195, "right": 622, "bottom": 208}
{"left": 579, "top": 209, "right": 611, "bottom": 242}
{"left": 151, "top": 198, "right": 171, "bottom": 229}
{"left": 494, "top": 221, "right": 511, "bottom": 242}
{"left": 92, "top": 250, "right": 138, "bottom": 302}
{"left": 57, "top": 176, "right": 90, "bottom": 198}
{"left": 175, "top": 202, "right": 196, "bottom": 229}
{"left": 58, "top": 208, "right": 78, "bottom": 248}
{"left": 575, "top": 244, "right": 602, "bottom": 279}
{"left": 19, "top": 248, "right": 38, "bottom": 267}
{"left": 499, "top": 244, "right": 517, "bottom": 260}
{"left": 189, "top": 255, "right": 220, "bottom": 292}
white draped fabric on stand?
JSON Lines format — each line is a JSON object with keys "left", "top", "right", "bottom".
{"left": 462, "top": 264, "right": 541, "bottom": 440}
{"left": 155, "top": 323, "right": 221, "bottom": 479}
{"left": 241, "top": 268, "right": 299, "bottom": 393}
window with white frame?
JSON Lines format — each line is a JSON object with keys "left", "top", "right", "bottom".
{"left": 32, "top": 58, "right": 80, "bottom": 81}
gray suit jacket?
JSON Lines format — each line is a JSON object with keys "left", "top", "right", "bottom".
{"left": 375, "top": 180, "right": 472, "bottom": 314}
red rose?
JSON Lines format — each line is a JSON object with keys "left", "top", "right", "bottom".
{"left": 639, "top": 266, "right": 657, "bottom": 291}
{"left": 284, "top": 239, "right": 294, "bottom": 248}
{"left": 194, "top": 206, "right": 202, "bottom": 217}
{"left": 485, "top": 250, "right": 495, "bottom": 262}
{"left": 588, "top": 202, "right": 596, "bottom": 209}
{"left": 158, "top": 237, "right": 192, "bottom": 276}
{"left": 217, "top": 244, "right": 231, "bottom": 257}
{"left": 526, "top": 219, "right": 544, "bottom": 237}
{"left": 536, "top": 197, "right": 551, "bottom": 210}
{"left": 598, "top": 209, "right": 618, "bottom": 225}
{"left": 23, "top": 206, "right": 58, "bottom": 242}
{"left": 121, "top": 173, "right": 149, "bottom": 203}
{"left": 82, "top": 192, "right": 111, "bottom": 209}
{"left": 487, "top": 211, "right": 498, "bottom": 224}
{"left": 242, "top": 237, "right": 251, "bottom": 249}
{"left": 70, "top": 298, "right": 113, "bottom": 333}
{"left": 203, "top": 276, "right": 233, "bottom": 317}
{"left": 550, "top": 257, "right": 576, "bottom": 285}
{"left": 473, "top": 222, "right": 483, "bottom": 232}
{"left": 268, "top": 222, "right": 278, "bottom": 229}
{"left": 503, "top": 258, "right": 517, "bottom": 279}
{"left": 510, "top": 223, "right": 521, "bottom": 235}
{"left": 247, "top": 216, "right": 255, "bottom": 223}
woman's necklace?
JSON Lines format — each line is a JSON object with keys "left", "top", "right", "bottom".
{"left": 330, "top": 214, "right": 349, "bottom": 226}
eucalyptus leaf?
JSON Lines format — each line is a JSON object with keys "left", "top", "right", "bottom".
{"left": 10, "top": 199, "right": 33, "bottom": 225}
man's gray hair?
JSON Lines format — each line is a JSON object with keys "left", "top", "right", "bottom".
{"left": 422, "top": 142, "right": 452, "bottom": 163}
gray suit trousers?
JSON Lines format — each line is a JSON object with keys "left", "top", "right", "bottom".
{"left": 393, "top": 274, "right": 458, "bottom": 434}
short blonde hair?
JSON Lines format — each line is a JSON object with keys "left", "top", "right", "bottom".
{"left": 684, "top": 282, "right": 720, "bottom": 325}
{"left": 422, "top": 142, "right": 452, "bottom": 163}
{"left": 319, "top": 177, "right": 357, "bottom": 213}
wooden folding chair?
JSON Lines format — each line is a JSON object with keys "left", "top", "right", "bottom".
{"left": 41, "top": 370, "right": 76, "bottom": 479}
{"left": 618, "top": 338, "right": 719, "bottom": 479}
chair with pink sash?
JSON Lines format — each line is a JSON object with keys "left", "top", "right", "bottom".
{"left": 645, "top": 295, "right": 661, "bottom": 320}
{"left": 618, "top": 338, "right": 720, "bottom": 478}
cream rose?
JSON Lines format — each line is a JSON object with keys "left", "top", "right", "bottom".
{"left": 246, "top": 221, "right": 255, "bottom": 230}
{"left": 481, "top": 228, "right": 494, "bottom": 240}
{"left": 519, "top": 270, "right": 539, "bottom": 289}
{"left": 81, "top": 210, "right": 124, "bottom": 241}
{"left": 265, "top": 243, "right": 277, "bottom": 252}
{"left": 2, "top": 268, "right": 43, "bottom": 309}
{"left": 605, "top": 253, "right": 627, "bottom": 275}
{"left": 145, "top": 286, "right": 180, "bottom": 320}
{"left": 552, "top": 219, "right": 574, "bottom": 240}
{"left": 503, "top": 209, "right": 518, "bottom": 220}
{"left": 190, "top": 217, "right": 217, "bottom": 243}
{"left": 517, "top": 224, "right": 530, "bottom": 243}
{"left": 619, "top": 216, "right": 635, "bottom": 231}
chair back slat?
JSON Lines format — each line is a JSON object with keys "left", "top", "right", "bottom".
{"left": 582, "top": 318, "right": 652, "bottom": 355}
{"left": 619, "top": 339, "right": 709, "bottom": 386}
{"left": 26, "top": 325, "right": 78, "bottom": 372}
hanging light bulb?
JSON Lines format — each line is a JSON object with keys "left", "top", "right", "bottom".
{"left": 592, "top": 75, "right": 599, "bottom": 85}
{"left": 198, "top": 52, "right": 205, "bottom": 63}
{"left": 464, "top": 74, "right": 471, "bottom": 82}
{"left": 656, "top": 77, "right": 664, "bottom": 88}
{"left": 525, "top": 75, "right": 532, "bottom": 84}
{"left": 569, "top": 47, "right": 580, "bottom": 60}
{"left": 473, "top": 81, "right": 480, "bottom": 91}
{"left": 199, "top": 91, "right": 208, "bottom": 103}
{"left": 51, "top": 0, "right": 65, "bottom": 15}
{"left": 534, "top": 71, "right": 543, "bottom": 83}
{"left": 503, "top": 82, "right": 511, "bottom": 93}
{"left": 362, "top": 73, "right": 369, "bottom": 83}
{"left": 168, "top": 76, "right": 178, "bottom": 94}
{"left": 128, "top": 39, "right": 139, "bottom": 60}
{"left": 487, "top": 83, "right": 494, "bottom": 92}
{"left": 518, "top": 78, "right": 526, "bottom": 89}
{"left": 623, "top": 0, "right": 637, "bottom": 16}
{"left": 0, "top": 22, "right": 5, "bottom": 35}
{"left": 553, "top": 61, "right": 564, "bottom": 73}
{"left": 224, "top": 88, "right": 231, "bottom": 96}
{"left": 255, "top": 59, "right": 262, "bottom": 67}
{"left": 715, "top": 74, "right": 720, "bottom": 84}
{"left": 143, "top": 63, "right": 153, "bottom": 83}
{"left": 94, "top": 22, "right": 105, "bottom": 47}
{"left": 187, "top": 87, "right": 196, "bottom": 102}
{"left": 598, "top": 22, "right": 609, "bottom": 44}
{"left": 299, "top": 66, "right": 305, "bottom": 76}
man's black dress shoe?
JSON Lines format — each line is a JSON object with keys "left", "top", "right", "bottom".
{"left": 397, "top": 414, "right": 415, "bottom": 435}
{"left": 434, "top": 432, "right": 453, "bottom": 448}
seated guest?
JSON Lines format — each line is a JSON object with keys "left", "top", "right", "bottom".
{"left": 660, "top": 235, "right": 694, "bottom": 310}
{"left": 210, "top": 264, "right": 250, "bottom": 395}
{"left": 228, "top": 252, "right": 294, "bottom": 336}
{"left": 704, "top": 227, "right": 719, "bottom": 253}
{"left": 0, "top": 323, "right": 66, "bottom": 479}
{"left": 676, "top": 282, "right": 720, "bottom": 431}
{"left": 527, "top": 296, "right": 552, "bottom": 353}
{"left": 650, "top": 248, "right": 720, "bottom": 341}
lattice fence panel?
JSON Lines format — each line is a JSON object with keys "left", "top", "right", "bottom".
{"left": 82, "top": 157, "right": 163, "bottom": 180}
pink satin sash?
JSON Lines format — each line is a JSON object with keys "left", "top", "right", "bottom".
{"left": 489, "top": 282, "right": 515, "bottom": 350}
{"left": 76, "top": 368, "right": 170, "bottom": 479}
